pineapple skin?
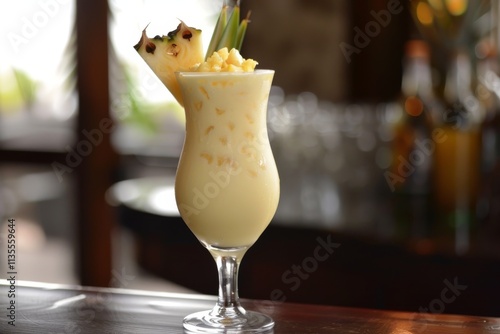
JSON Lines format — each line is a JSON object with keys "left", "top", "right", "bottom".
{"left": 134, "top": 22, "right": 204, "bottom": 106}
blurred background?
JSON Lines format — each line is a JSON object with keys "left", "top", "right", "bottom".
{"left": 0, "top": 0, "right": 499, "bottom": 317}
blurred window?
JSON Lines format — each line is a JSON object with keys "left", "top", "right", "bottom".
{"left": 0, "top": 0, "right": 77, "bottom": 149}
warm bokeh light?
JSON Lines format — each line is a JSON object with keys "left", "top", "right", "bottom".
{"left": 416, "top": 2, "right": 434, "bottom": 26}
{"left": 391, "top": 330, "right": 414, "bottom": 334}
{"left": 445, "top": 0, "right": 468, "bottom": 16}
{"left": 404, "top": 96, "right": 424, "bottom": 117}
{"left": 428, "top": 0, "right": 444, "bottom": 11}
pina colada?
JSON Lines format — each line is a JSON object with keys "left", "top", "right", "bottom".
{"left": 175, "top": 70, "right": 279, "bottom": 249}
{"left": 135, "top": 12, "right": 279, "bottom": 330}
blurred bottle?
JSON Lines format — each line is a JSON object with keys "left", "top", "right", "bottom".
{"left": 389, "top": 40, "right": 436, "bottom": 239}
{"left": 432, "top": 49, "right": 483, "bottom": 255}
{"left": 476, "top": 43, "right": 500, "bottom": 174}
{"left": 475, "top": 41, "right": 500, "bottom": 236}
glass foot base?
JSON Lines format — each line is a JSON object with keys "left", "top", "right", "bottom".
{"left": 183, "top": 309, "right": 274, "bottom": 333}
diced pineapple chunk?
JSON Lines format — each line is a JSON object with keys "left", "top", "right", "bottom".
{"left": 217, "top": 47, "right": 230, "bottom": 60}
{"left": 241, "top": 59, "right": 258, "bottom": 72}
{"left": 195, "top": 47, "right": 258, "bottom": 72}
{"left": 227, "top": 48, "right": 244, "bottom": 67}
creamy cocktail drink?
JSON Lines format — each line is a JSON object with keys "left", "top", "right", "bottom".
{"left": 173, "top": 48, "right": 278, "bottom": 332}
{"left": 175, "top": 69, "right": 279, "bottom": 249}
{"left": 134, "top": 7, "right": 278, "bottom": 331}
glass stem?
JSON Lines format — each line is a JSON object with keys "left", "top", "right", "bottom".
{"left": 214, "top": 255, "right": 244, "bottom": 316}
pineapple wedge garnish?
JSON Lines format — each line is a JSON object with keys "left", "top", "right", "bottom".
{"left": 134, "top": 4, "right": 252, "bottom": 106}
{"left": 134, "top": 21, "right": 203, "bottom": 106}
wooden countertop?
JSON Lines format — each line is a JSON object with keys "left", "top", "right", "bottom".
{"left": 2, "top": 281, "right": 499, "bottom": 333}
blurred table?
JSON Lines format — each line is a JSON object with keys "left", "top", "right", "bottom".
{"left": 2, "top": 281, "right": 499, "bottom": 333}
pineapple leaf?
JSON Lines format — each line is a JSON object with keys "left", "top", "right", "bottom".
{"left": 216, "top": 5, "right": 240, "bottom": 52}
{"left": 205, "top": 5, "right": 229, "bottom": 60}
{"left": 235, "top": 11, "right": 250, "bottom": 51}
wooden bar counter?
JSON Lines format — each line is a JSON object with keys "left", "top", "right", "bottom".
{"left": 1, "top": 281, "right": 499, "bottom": 333}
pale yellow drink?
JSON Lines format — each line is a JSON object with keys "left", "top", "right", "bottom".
{"left": 175, "top": 70, "right": 279, "bottom": 248}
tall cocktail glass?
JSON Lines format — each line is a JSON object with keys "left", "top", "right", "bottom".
{"left": 174, "top": 70, "right": 279, "bottom": 333}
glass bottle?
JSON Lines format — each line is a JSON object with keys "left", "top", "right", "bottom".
{"left": 432, "top": 49, "right": 483, "bottom": 255}
{"left": 475, "top": 42, "right": 500, "bottom": 236}
{"left": 389, "top": 40, "right": 436, "bottom": 239}
{"left": 478, "top": 43, "right": 500, "bottom": 165}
